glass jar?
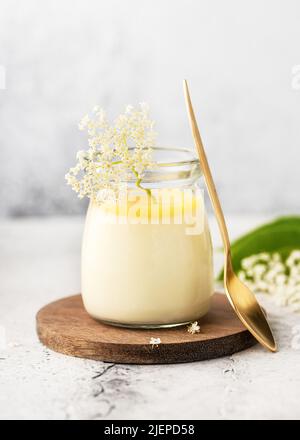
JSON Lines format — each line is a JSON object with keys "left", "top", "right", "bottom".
{"left": 81, "top": 148, "right": 214, "bottom": 328}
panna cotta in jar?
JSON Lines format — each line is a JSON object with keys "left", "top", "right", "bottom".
{"left": 81, "top": 148, "right": 214, "bottom": 328}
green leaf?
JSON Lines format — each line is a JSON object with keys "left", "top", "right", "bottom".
{"left": 217, "top": 216, "right": 300, "bottom": 281}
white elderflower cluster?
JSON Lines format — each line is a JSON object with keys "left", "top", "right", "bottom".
{"left": 65, "top": 103, "right": 156, "bottom": 203}
{"left": 239, "top": 250, "right": 300, "bottom": 312}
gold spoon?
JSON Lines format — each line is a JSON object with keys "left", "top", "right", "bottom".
{"left": 183, "top": 79, "right": 277, "bottom": 352}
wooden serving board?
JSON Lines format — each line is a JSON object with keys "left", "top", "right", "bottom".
{"left": 36, "top": 293, "right": 257, "bottom": 364}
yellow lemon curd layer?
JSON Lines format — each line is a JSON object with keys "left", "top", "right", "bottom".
{"left": 96, "top": 188, "right": 204, "bottom": 223}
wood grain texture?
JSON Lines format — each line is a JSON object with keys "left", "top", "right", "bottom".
{"left": 36, "top": 293, "right": 257, "bottom": 364}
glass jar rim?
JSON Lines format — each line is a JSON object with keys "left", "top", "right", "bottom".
{"left": 125, "top": 146, "right": 201, "bottom": 184}
{"left": 151, "top": 146, "right": 199, "bottom": 167}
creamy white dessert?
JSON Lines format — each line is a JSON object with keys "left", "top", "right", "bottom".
{"left": 81, "top": 190, "right": 214, "bottom": 327}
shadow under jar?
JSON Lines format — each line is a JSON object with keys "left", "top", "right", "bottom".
{"left": 81, "top": 147, "right": 214, "bottom": 328}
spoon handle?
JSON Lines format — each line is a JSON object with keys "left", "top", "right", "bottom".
{"left": 183, "top": 80, "right": 231, "bottom": 255}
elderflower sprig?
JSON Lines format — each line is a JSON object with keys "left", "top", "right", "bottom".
{"left": 65, "top": 103, "right": 156, "bottom": 203}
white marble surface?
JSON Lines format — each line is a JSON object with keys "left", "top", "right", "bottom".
{"left": 1, "top": 0, "right": 300, "bottom": 216}
{"left": 1, "top": 215, "right": 300, "bottom": 420}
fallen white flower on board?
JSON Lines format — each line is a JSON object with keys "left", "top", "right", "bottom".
{"left": 187, "top": 321, "right": 201, "bottom": 334}
{"left": 149, "top": 337, "right": 161, "bottom": 348}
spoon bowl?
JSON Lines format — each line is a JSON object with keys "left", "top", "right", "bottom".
{"left": 225, "top": 256, "right": 276, "bottom": 351}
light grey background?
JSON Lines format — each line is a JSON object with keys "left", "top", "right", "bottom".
{"left": 0, "top": 0, "right": 299, "bottom": 217}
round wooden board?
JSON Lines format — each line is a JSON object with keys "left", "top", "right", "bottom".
{"left": 36, "top": 293, "right": 257, "bottom": 364}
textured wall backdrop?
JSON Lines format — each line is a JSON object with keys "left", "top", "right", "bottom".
{"left": 0, "top": 0, "right": 299, "bottom": 216}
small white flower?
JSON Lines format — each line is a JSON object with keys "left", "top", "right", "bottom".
{"left": 125, "top": 105, "right": 134, "bottom": 114}
{"left": 93, "top": 105, "right": 100, "bottom": 113}
{"left": 259, "top": 253, "right": 271, "bottom": 262}
{"left": 241, "top": 255, "right": 257, "bottom": 270}
{"left": 187, "top": 321, "right": 201, "bottom": 334}
{"left": 76, "top": 150, "right": 89, "bottom": 167}
{"left": 78, "top": 114, "right": 89, "bottom": 131}
{"left": 287, "top": 250, "right": 300, "bottom": 267}
{"left": 238, "top": 270, "right": 247, "bottom": 282}
{"left": 252, "top": 264, "right": 267, "bottom": 277}
{"left": 149, "top": 337, "right": 161, "bottom": 348}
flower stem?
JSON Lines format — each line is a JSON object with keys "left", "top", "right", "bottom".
{"left": 132, "top": 168, "right": 151, "bottom": 198}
